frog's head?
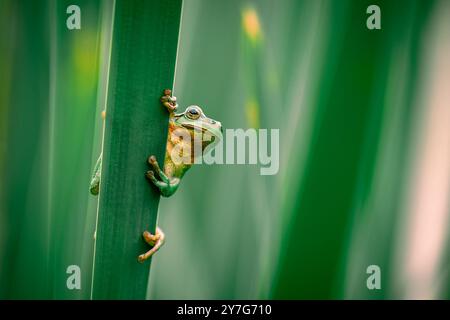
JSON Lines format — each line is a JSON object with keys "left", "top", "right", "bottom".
{"left": 172, "top": 105, "right": 223, "bottom": 155}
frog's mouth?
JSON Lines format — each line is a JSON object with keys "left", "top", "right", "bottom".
{"left": 183, "top": 124, "right": 206, "bottom": 132}
{"left": 182, "top": 123, "right": 222, "bottom": 155}
{"left": 183, "top": 124, "right": 222, "bottom": 140}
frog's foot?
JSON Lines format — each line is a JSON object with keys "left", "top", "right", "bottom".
{"left": 146, "top": 155, "right": 180, "bottom": 197}
{"left": 147, "top": 155, "right": 165, "bottom": 178}
{"left": 138, "top": 227, "right": 165, "bottom": 263}
{"left": 160, "top": 89, "right": 178, "bottom": 113}
{"left": 146, "top": 170, "right": 180, "bottom": 197}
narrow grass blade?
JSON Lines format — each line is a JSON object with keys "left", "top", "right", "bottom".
{"left": 91, "top": 0, "right": 182, "bottom": 299}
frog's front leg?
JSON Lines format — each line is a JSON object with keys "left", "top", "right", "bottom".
{"left": 138, "top": 227, "right": 165, "bottom": 263}
{"left": 146, "top": 155, "right": 180, "bottom": 197}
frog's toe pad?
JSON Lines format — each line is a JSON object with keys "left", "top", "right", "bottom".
{"left": 148, "top": 155, "right": 157, "bottom": 165}
{"left": 146, "top": 170, "right": 154, "bottom": 178}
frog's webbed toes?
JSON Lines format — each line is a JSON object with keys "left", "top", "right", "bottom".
{"left": 138, "top": 227, "right": 165, "bottom": 263}
{"left": 146, "top": 170, "right": 171, "bottom": 196}
{"left": 148, "top": 155, "right": 157, "bottom": 165}
{"left": 145, "top": 155, "right": 179, "bottom": 197}
{"left": 147, "top": 155, "right": 170, "bottom": 183}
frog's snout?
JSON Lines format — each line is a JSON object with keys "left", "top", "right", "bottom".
{"left": 209, "top": 119, "right": 222, "bottom": 131}
{"left": 215, "top": 120, "right": 223, "bottom": 133}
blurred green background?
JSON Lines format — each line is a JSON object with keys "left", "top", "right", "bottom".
{"left": 1, "top": 0, "right": 449, "bottom": 299}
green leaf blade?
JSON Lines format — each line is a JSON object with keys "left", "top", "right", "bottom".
{"left": 91, "top": 0, "right": 182, "bottom": 300}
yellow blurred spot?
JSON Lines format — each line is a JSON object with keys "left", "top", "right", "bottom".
{"left": 74, "top": 38, "right": 96, "bottom": 75}
{"left": 72, "top": 32, "right": 98, "bottom": 93}
{"left": 245, "top": 99, "right": 260, "bottom": 128}
{"left": 242, "top": 8, "right": 262, "bottom": 44}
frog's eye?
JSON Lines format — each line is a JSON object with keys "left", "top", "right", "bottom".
{"left": 186, "top": 106, "right": 201, "bottom": 120}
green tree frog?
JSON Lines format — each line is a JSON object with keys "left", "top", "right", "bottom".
{"left": 90, "top": 89, "right": 222, "bottom": 262}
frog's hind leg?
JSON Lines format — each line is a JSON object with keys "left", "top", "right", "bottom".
{"left": 138, "top": 227, "right": 165, "bottom": 262}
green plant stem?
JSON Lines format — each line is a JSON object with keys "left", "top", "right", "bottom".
{"left": 91, "top": 0, "right": 182, "bottom": 299}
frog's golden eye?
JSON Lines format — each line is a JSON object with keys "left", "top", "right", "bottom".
{"left": 186, "top": 106, "right": 201, "bottom": 120}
